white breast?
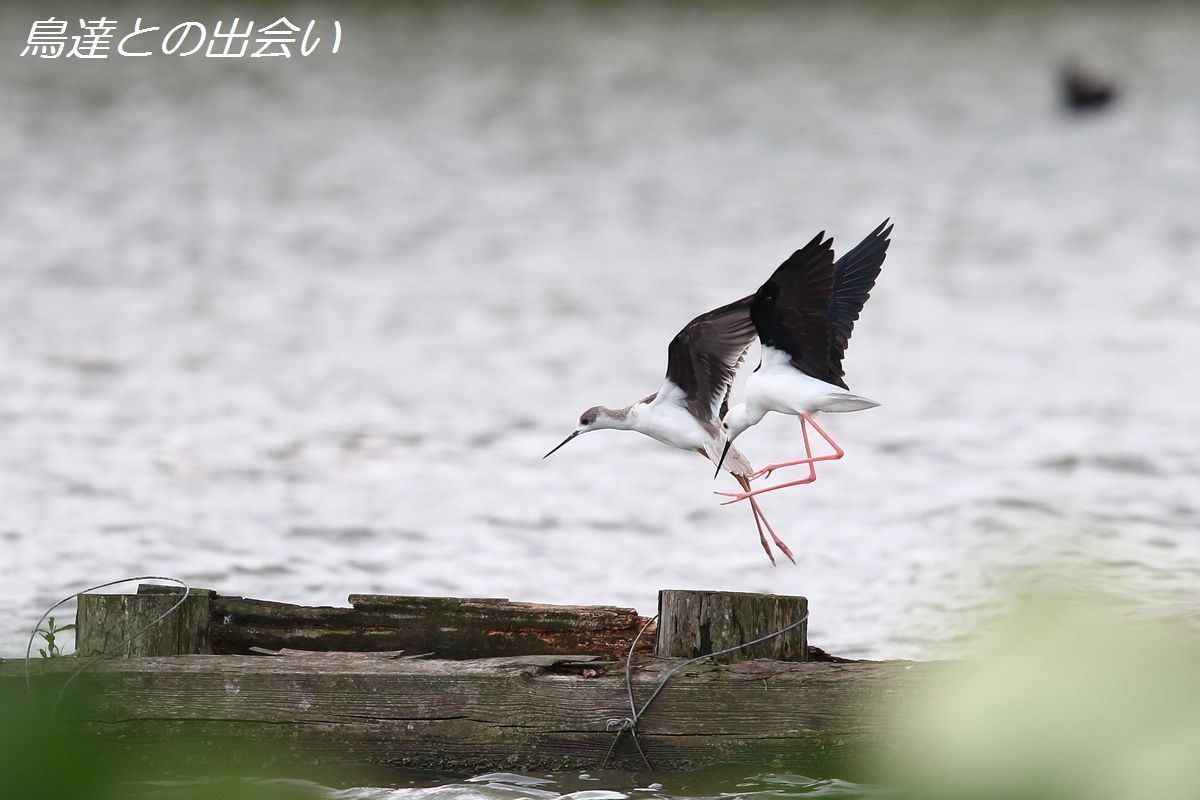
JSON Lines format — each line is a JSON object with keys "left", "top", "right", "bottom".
{"left": 634, "top": 381, "right": 715, "bottom": 451}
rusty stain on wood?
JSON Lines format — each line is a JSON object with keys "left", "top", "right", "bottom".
{"left": 123, "top": 586, "right": 655, "bottom": 659}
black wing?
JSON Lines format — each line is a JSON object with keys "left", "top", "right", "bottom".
{"left": 664, "top": 295, "right": 758, "bottom": 428}
{"left": 750, "top": 231, "right": 840, "bottom": 385}
{"left": 827, "top": 219, "right": 892, "bottom": 384}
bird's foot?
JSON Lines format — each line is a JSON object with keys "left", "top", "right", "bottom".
{"left": 751, "top": 456, "right": 826, "bottom": 481}
{"left": 714, "top": 489, "right": 754, "bottom": 505}
{"left": 716, "top": 475, "right": 818, "bottom": 504}
{"left": 772, "top": 535, "right": 796, "bottom": 564}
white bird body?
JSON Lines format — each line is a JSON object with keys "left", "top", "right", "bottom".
{"left": 634, "top": 383, "right": 716, "bottom": 451}
{"left": 725, "top": 346, "right": 879, "bottom": 434}
{"left": 588, "top": 382, "right": 756, "bottom": 476}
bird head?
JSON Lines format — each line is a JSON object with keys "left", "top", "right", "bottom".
{"left": 543, "top": 406, "right": 625, "bottom": 458}
{"left": 721, "top": 404, "right": 754, "bottom": 443}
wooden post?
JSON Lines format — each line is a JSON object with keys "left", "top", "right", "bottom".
{"left": 76, "top": 591, "right": 211, "bottom": 657}
{"left": 656, "top": 590, "right": 807, "bottom": 663}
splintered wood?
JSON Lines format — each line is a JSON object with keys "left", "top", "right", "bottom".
{"left": 73, "top": 586, "right": 655, "bottom": 660}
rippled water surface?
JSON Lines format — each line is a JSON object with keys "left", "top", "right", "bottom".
{"left": 135, "top": 769, "right": 881, "bottom": 800}
{"left": 3, "top": 2, "right": 1199, "bottom": 675}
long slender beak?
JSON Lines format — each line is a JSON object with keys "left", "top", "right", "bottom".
{"left": 713, "top": 439, "right": 733, "bottom": 478}
{"left": 543, "top": 430, "right": 579, "bottom": 459}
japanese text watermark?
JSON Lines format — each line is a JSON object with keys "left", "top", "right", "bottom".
{"left": 19, "top": 17, "right": 342, "bottom": 59}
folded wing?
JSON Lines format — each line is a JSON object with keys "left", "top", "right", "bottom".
{"left": 664, "top": 295, "right": 758, "bottom": 430}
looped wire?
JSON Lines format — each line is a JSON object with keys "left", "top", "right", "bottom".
{"left": 24, "top": 575, "right": 191, "bottom": 722}
{"left": 601, "top": 608, "right": 810, "bottom": 771}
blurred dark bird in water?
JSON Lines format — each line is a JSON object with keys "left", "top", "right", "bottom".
{"left": 1061, "top": 61, "right": 1117, "bottom": 112}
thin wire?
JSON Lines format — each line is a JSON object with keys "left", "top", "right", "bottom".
{"left": 604, "top": 614, "right": 658, "bottom": 770}
{"left": 24, "top": 575, "right": 191, "bottom": 722}
{"left": 603, "top": 609, "right": 810, "bottom": 770}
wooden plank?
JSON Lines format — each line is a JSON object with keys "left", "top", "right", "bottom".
{"left": 6, "top": 653, "right": 935, "bottom": 775}
{"left": 656, "top": 589, "right": 808, "bottom": 662}
{"left": 129, "top": 587, "right": 655, "bottom": 659}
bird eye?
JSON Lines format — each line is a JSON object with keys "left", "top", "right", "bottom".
{"left": 580, "top": 417, "right": 589, "bottom": 426}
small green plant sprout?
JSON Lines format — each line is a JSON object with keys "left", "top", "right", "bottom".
{"left": 36, "top": 616, "right": 75, "bottom": 658}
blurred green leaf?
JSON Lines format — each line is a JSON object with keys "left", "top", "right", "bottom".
{"left": 882, "top": 588, "right": 1200, "bottom": 800}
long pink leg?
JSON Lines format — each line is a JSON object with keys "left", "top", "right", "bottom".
{"left": 747, "top": 491, "right": 775, "bottom": 565}
{"left": 732, "top": 475, "right": 794, "bottom": 565}
{"left": 718, "top": 414, "right": 839, "bottom": 504}
{"left": 751, "top": 413, "right": 845, "bottom": 480}
{"left": 749, "top": 495, "right": 794, "bottom": 563}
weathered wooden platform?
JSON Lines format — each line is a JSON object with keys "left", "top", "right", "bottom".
{"left": 8, "top": 651, "right": 933, "bottom": 775}
{"left": 5, "top": 586, "right": 930, "bottom": 777}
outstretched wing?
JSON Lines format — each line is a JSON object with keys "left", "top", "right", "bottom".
{"left": 664, "top": 295, "right": 758, "bottom": 429}
{"left": 828, "top": 219, "right": 892, "bottom": 383}
{"left": 750, "top": 231, "right": 840, "bottom": 385}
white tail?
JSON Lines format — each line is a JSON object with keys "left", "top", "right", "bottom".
{"left": 704, "top": 437, "right": 754, "bottom": 478}
{"left": 818, "top": 392, "right": 880, "bottom": 413}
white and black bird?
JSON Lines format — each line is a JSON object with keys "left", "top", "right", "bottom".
{"left": 714, "top": 221, "right": 893, "bottom": 504}
{"left": 543, "top": 297, "right": 795, "bottom": 564}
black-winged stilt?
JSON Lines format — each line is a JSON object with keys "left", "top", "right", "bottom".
{"left": 544, "top": 297, "right": 796, "bottom": 564}
{"left": 714, "top": 220, "right": 893, "bottom": 504}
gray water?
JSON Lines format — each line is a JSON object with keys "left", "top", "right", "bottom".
{"left": 132, "top": 770, "right": 882, "bottom": 800}
{"left": 3, "top": 2, "right": 1199, "bottom": 674}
